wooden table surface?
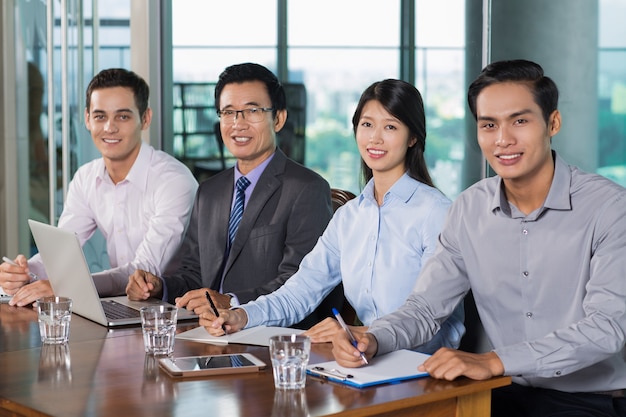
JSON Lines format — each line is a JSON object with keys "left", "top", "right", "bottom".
{"left": 0, "top": 304, "right": 510, "bottom": 417}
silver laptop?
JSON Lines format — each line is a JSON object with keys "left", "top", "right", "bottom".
{"left": 28, "top": 219, "right": 197, "bottom": 327}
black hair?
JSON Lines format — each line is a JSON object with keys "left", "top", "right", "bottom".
{"left": 352, "top": 79, "right": 434, "bottom": 187}
{"left": 467, "top": 59, "right": 559, "bottom": 124}
{"left": 214, "top": 63, "right": 286, "bottom": 118}
{"left": 85, "top": 68, "right": 150, "bottom": 118}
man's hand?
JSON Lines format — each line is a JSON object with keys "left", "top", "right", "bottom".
{"left": 332, "top": 328, "right": 377, "bottom": 368}
{"left": 0, "top": 255, "right": 33, "bottom": 295}
{"left": 418, "top": 348, "right": 505, "bottom": 381}
{"left": 8, "top": 280, "right": 54, "bottom": 307}
{"left": 304, "top": 318, "right": 369, "bottom": 344}
{"left": 175, "top": 288, "right": 231, "bottom": 314}
{"left": 126, "top": 270, "right": 163, "bottom": 300}
{"left": 199, "top": 307, "right": 248, "bottom": 336}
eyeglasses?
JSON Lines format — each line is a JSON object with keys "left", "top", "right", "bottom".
{"left": 217, "top": 107, "right": 274, "bottom": 124}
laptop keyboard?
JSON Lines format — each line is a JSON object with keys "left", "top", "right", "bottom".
{"left": 101, "top": 300, "right": 141, "bottom": 320}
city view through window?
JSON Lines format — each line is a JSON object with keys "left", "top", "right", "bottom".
{"left": 171, "top": 0, "right": 466, "bottom": 198}
{"left": 85, "top": 0, "right": 626, "bottom": 200}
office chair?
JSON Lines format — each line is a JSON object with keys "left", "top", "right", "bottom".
{"left": 331, "top": 188, "right": 357, "bottom": 213}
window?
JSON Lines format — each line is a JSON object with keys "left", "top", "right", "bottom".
{"left": 288, "top": 0, "right": 401, "bottom": 193}
{"left": 170, "top": 0, "right": 626, "bottom": 197}
{"left": 597, "top": 0, "right": 626, "bottom": 185}
{"left": 172, "top": 0, "right": 277, "bottom": 82}
{"left": 171, "top": 1, "right": 467, "bottom": 197}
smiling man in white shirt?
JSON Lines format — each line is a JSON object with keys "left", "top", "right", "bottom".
{"left": 0, "top": 68, "right": 198, "bottom": 306}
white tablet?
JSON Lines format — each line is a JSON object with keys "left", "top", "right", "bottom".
{"left": 158, "top": 353, "right": 266, "bottom": 377}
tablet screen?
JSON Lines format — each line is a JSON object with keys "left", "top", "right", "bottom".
{"left": 174, "top": 354, "right": 256, "bottom": 371}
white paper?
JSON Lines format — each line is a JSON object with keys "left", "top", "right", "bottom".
{"left": 176, "top": 325, "right": 304, "bottom": 346}
{"left": 307, "top": 349, "right": 430, "bottom": 388}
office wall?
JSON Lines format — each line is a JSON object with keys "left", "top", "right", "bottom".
{"left": 491, "top": 0, "right": 598, "bottom": 172}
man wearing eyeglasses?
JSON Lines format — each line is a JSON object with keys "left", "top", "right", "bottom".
{"left": 126, "top": 63, "right": 340, "bottom": 329}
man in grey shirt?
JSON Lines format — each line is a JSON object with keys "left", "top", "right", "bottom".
{"left": 333, "top": 60, "right": 626, "bottom": 416}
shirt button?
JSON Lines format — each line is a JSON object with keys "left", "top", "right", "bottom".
{"left": 367, "top": 262, "right": 372, "bottom": 267}
{"left": 523, "top": 271, "right": 529, "bottom": 277}
{"left": 555, "top": 371, "right": 562, "bottom": 376}
{"left": 522, "top": 229, "right": 528, "bottom": 235}
{"left": 526, "top": 312, "right": 533, "bottom": 318}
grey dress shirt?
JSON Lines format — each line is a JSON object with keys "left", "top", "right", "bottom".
{"left": 369, "top": 151, "right": 626, "bottom": 393}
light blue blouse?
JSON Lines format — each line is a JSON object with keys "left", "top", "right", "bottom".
{"left": 242, "top": 172, "right": 465, "bottom": 353}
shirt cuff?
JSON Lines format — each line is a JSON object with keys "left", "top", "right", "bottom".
{"left": 368, "top": 326, "right": 397, "bottom": 357}
{"left": 227, "top": 293, "right": 239, "bottom": 307}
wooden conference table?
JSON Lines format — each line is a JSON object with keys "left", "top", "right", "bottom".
{"left": 0, "top": 303, "right": 510, "bottom": 417}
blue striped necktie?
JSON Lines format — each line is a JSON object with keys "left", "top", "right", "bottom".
{"left": 227, "top": 176, "right": 251, "bottom": 248}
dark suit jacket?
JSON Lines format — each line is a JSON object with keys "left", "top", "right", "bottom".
{"left": 164, "top": 149, "right": 342, "bottom": 328}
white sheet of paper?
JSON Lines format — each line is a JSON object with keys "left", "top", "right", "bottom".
{"left": 307, "top": 349, "right": 430, "bottom": 388}
{"left": 176, "top": 325, "right": 304, "bottom": 346}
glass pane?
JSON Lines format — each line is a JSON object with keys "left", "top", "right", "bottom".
{"left": 16, "top": 0, "right": 50, "bottom": 255}
{"left": 172, "top": 81, "right": 221, "bottom": 160}
{"left": 416, "top": 0, "right": 465, "bottom": 47}
{"left": 173, "top": 48, "right": 277, "bottom": 82}
{"left": 173, "top": 0, "right": 276, "bottom": 46}
{"left": 289, "top": 48, "right": 400, "bottom": 193}
{"left": 289, "top": 0, "right": 399, "bottom": 46}
{"left": 416, "top": 48, "right": 465, "bottom": 199}
{"left": 415, "top": 0, "right": 466, "bottom": 199}
{"left": 597, "top": 0, "right": 626, "bottom": 186}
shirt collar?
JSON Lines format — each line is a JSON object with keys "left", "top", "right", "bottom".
{"left": 96, "top": 142, "right": 151, "bottom": 190}
{"left": 234, "top": 151, "right": 275, "bottom": 185}
{"left": 491, "top": 150, "right": 572, "bottom": 214}
{"left": 360, "top": 172, "right": 417, "bottom": 205}
{"left": 542, "top": 151, "right": 573, "bottom": 211}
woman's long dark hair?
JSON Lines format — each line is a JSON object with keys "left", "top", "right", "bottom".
{"left": 352, "top": 79, "right": 434, "bottom": 187}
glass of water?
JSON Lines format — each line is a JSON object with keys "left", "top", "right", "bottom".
{"left": 269, "top": 334, "right": 311, "bottom": 389}
{"left": 37, "top": 296, "right": 72, "bottom": 344}
{"left": 140, "top": 305, "right": 178, "bottom": 356}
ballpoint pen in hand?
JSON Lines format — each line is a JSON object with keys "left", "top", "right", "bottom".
{"left": 2, "top": 256, "right": 39, "bottom": 281}
{"left": 206, "top": 290, "right": 227, "bottom": 334}
{"left": 332, "top": 307, "right": 369, "bottom": 365}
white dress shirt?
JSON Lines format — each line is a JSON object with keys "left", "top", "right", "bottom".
{"left": 28, "top": 142, "right": 198, "bottom": 296}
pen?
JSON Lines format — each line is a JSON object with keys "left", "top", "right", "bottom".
{"left": 332, "top": 307, "right": 368, "bottom": 365}
{"left": 205, "top": 290, "right": 227, "bottom": 333}
{"left": 2, "top": 256, "right": 38, "bottom": 281}
{"left": 312, "top": 366, "right": 354, "bottom": 380}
